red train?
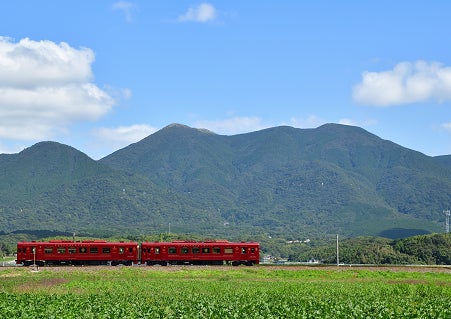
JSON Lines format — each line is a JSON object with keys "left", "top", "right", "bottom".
{"left": 16, "top": 240, "right": 138, "bottom": 266}
{"left": 16, "top": 240, "right": 260, "bottom": 266}
{"left": 141, "top": 240, "right": 259, "bottom": 266}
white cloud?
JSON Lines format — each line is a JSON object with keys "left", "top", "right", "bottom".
{"left": 194, "top": 115, "right": 346, "bottom": 135}
{"left": 194, "top": 117, "right": 267, "bottom": 135}
{"left": 178, "top": 3, "right": 216, "bottom": 23}
{"left": 92, "top": 124, "right": 157, "bottom": 148}
{"left": 338, "top": 118, "right": 356, "bottom": 126}
{"left": 112, "top": 1, "right": 134, "bottom": 23}
{"left": 0, "top": 37, "right": 114, "bottom": 141}
{"left": 0, "top": 37, "right": 94, "bottom": 87}
{"left": 0, "top": 141, "right": 27, "bottom": 155}
{"left": 353, "top": 60, "right": 451, "bottom": 106}
{"left": 443, "top": 123, "right": 451, "bottom": 133}
{"left": 289, "top": 115, "right": 326, "bottom": 128}
{"left": 338, "top": 118, "right": 377, "bottom": 127}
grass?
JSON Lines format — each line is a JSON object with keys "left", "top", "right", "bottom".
{"left": 0, "top": 266, "right": 450, "bottom": 318}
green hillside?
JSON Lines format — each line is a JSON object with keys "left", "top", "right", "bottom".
{"left": 101, "top": 123, "right": 450, "bottom": 237}
{"left": 0, "top": 141, "right": 224, "bottom": 236}
{"left": 0, "top": 123, "right": 450, "bottom": 240}
{"left": 434, "top": 155, "right": 451, "bottom": 167}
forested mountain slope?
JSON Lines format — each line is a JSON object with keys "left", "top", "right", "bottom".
{"left": 0, "top": 123, "right": 449, "bottom": 239}
{"left": 100, "top": 123, "right": 451, "bottom": 237}
{"left": 0, "top": 141, "right": 215, "bottom": 235}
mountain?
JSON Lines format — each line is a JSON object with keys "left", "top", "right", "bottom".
{"left": 0, "top": 141, "right": 220, "bottom": 236}
{"left": 100, "top": 123, "right": 451, "bottom": 238}
{"left": 434, "top": 155, "right": 451, "bottom": 168}
{"left": 1, "top": 123, "right": 450, "bottom": 239}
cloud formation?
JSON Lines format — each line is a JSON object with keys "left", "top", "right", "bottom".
{"left": 353, "top": 61, "right": 451, "bottom": 106}
{"left": 338, "top": 118, "right": 377, "bottom": 127}
{"left": 194, "top": 116, "right": 267, "bottom": 135}
{"left": 289, "top": 115, "right": 326, "bottom": 129}
{"left": 0, "top": 37, "right": 114, "bottom": 141}
{"left": 93, "top": 124, "right": 156, "bottom": 146}
{"left": 178, "top": 3, "right": 216, "bottom": 23}
{"left": 112, "top": 1, "right": 134, "bottom": 22}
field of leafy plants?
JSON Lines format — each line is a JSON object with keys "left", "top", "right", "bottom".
{"left": 0, "top": 266, "right": 450, "bottom": 318}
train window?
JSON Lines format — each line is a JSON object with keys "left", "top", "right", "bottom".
{"left": 119, "top": 247, "right": 125, "bottom": 254}
{"left": 155, "top": 247, "right": 160, "bottom": 254}
{"left": 213, "top": 247, "right": 221, "bottom": 254}
{"left": 224, "top": 248, "right": 233, "bottom": 254}
{"left": 68, "top": 247, "right": 76, "bottom": 254}
{"left": 241, "top": 247, "right": 247, "bottom": 254}
{"left": 44, "top": 247, "right": 53, "bottom": 254}
{"left": 202, "top": 247, "right": 211, "bottom": 254}
{"left": 168, "top": 247, "right": 177, "bottom": 254}
{"left": 102, "top": 247, "right": 111, "bottom": 254}
{"left": 57, "top": 247, "right": 66, "bottom": 254}
{"left": 181, "top": 247, "right": 189, "bottom": 254}
{"left": 250, "top": 248, "right": 255, "bottom": 253}
{"left": 90, "top": 247, "right": 98, "bottom": 254}
{"left": 192, "top": 247, "right": 200, "bottom": 254}
{"left": 129, "top": 247, "right": 133, "bottom": 253}
{"left": 79, "top": 247, "right": 87, "bottom": 254}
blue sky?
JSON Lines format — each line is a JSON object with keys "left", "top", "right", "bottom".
{"left": 0, "top": 1, "right": 450, "bottom": 159}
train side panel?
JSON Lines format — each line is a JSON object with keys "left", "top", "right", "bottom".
{"left": 141, "top": 241, "right": 260, "bottom": 266}
{"left": 16, "top": 240, "right": 139, "bottom": 266}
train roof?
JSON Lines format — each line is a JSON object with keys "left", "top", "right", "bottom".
{"left": 17, "top": 240, "right": 138, "bottom": 245}
{"left": 142, "top": 240, "right": 259, "bottom": 245}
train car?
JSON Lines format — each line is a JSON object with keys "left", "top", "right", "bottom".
{"left": 141, "top": 240, "right": 260, "bottom": 266}
{"left": 16, "top": 240, "right": 139, "bottom": 266}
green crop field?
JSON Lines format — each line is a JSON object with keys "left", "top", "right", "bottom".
{"left": 0, "top": 266, "right": 450, "bottom": 318}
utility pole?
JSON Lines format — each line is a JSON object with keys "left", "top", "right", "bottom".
{"left": 336, "top": 234, "right": 339, "bottom": 266}
{"left": 445, "top": 210, "right": 450, "bottom": 233}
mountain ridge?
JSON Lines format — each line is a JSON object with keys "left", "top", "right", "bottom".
{"left": 1, "top": 123, "right": 450, "bottom": 239}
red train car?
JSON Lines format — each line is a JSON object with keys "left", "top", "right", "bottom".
{"left": 141, "top": 240, "right": 260, "bottom": 266}
{"left": 16, "top": 240, "right": 139, "bottom": 266}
